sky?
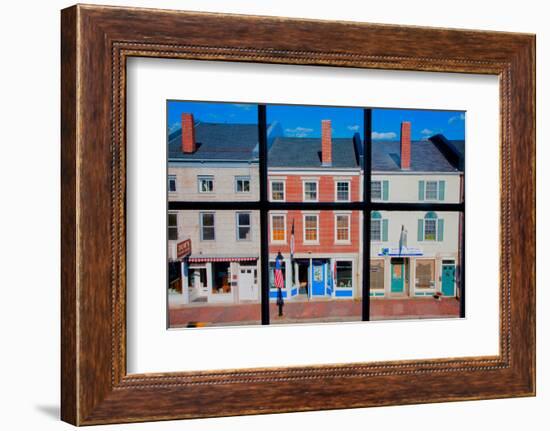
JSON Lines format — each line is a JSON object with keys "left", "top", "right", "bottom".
{"left": 167, "top": 101, "right": 465, "bottom": 141}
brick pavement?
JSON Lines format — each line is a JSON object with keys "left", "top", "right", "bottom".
{"left": 169, "top": 297, "right": 460, "bottom": 328}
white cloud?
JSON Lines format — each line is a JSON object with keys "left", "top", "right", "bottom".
{"left": 372, "top": 131, "right": 397, "bottom": 140}
{"left": 231, "top": 103, "right": 253, "bottom": 111}
{"left": 285, "top": 126, "right": 314, "bottom": 137}
{"left": 347, "top": 125, "right": 360, "bottom": 132}
{"left": 168, "top": 122, "right": 180, "bottom": 133}
{"left": 421, "top": 128, "right": 434, "bottom": 135}
{"left": 448, "top": 113, "right": 466, "bottom": 124}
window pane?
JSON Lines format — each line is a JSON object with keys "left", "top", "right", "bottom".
{"left": 270, "top": 181, "right": 285, "bottom": 201}
{"left": 424, "top": 219, "right": 436, "bottom": 241}
{"left": 271, "top": 215, "right": 286, "bottom": 242}
{"left": 202, "top": 213, "right": 214, "bottom": 227}
{"left": 371, "top": 219, "right": 381, "bottom": 242}
{"left": 304, "top": 182, "right": 317, "bottom": 201}
{"left": 268, "top": 210, "right": 361, "bottom": 324}
{"left": 168, "top": 213, "right": 177, "bottom": 226}
{"left": 267, "top": 104, "right": 363, "bottom": 203}
{"left": 425, "top": 181, "right": 438, "bottom": 200}
{"left": 371, "top": 108, "right": 464, "bottom": 204}
{"left": 238, "top": 213, "right": 250, "bottom": 226}
{"left": 336, "top": 214, "right": 350, "bottom": 241}
{"left": 336, "top": 182, "right": 349, "bottom": 201}
{"left": 167, "top": 101, "right": 259, "bottom": 202}
{"left": 167, "top": 210, "right": 261, "bottom": 328}
{"left": 371, "top": 181, "right": 382, "bottom": 200}
{"left": 370, "top": 211, "right": 462, "bottom": 321}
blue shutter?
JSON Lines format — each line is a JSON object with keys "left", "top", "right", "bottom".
{"left": 417, "top": 219, "right": 424, "bottom": 241}
{"left": 438, "top": 180, "right": 445, "bottom": 201}
{"left": 437, "top": 219, "right": 445, "bottom": 241}
{"left": 382, "top": 180, "right": 389, "bottom": 201}
{"left": 382, "top": 219, "right": 388, "bottom": 241}
{"left": 418, "top": 181, "right": 425, "bottom": 201}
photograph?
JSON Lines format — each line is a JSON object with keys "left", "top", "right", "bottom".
{"left": 166, "top": 102, "right": 465, "bottom": 328}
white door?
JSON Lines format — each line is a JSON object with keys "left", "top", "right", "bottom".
{"left": 238, "top": 268, "right": 257, "bottom": 301}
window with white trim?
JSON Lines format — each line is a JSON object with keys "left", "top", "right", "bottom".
{"left": 425, "top": 180, "right": 438, "bottom": 200}
{"left": 270, "top": 214, "right": 286, "bottom": 242}
{"left": 235, "top": 176, "right": 251, "bottom": 193}
{"left": 198, "top": 175, "right": 214, "bottom": 193}
{"left": 200, "top": 212, "right": 215, "bottom": 241}
{"left": 335, "top": 214, "right": 350, "bottom": 242}
{"left": 168, "top": 175, "right": 177, "bottom": 192}
{"left": 424, "top": 218, "right": 437, "bottom": 241}
{"left": 371, "top": 181, "right": 382, "bottom": 200}
{"left": 335, "top": 181, "right": 350, "bottom": 201}
{"left": 270, "top": 181, "right": 285, "bottom": 201}
{"left": 303, "top": 181, "right": 318, "bottom": 202}
{"left": 236, "top": 212, "right": 251, "bottom": 240}
{"left": 303, "top": 214, "right": 319, "bottom": 242}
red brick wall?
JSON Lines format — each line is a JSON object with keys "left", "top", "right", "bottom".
{"left": 268, "top": 173, "right": 361, "bottom": 255}
{"left": 268, "top": 209, "right": 361, "bottom": 255}
{"left": 282, "top": 175, "right": 361, "bottom": 202}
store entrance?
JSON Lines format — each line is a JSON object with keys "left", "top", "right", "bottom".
{"left": 296, "top": 259, "right": 309, "bottom": 296}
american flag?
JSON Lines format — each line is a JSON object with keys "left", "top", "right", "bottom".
{"left": 274, "top": 254, "right": 285, "bottom": 289}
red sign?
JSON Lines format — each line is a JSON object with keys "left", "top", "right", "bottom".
{"left": 177, "top": 239, "right": 192, "bottom": 259}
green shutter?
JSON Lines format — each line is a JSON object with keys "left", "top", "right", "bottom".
{"left": 382, "top": 180, "right": 389, "bottom": 201}
{"left": 417, "top": 219, "right": 424, "bottom": 241}
{"left": 418, "top": 181, "right": 425, "bottom": 201}
{"left": 382, "top": 219, "right": 388, "bottom": 241}
{"left": 437, "top": 219, "right": 445, "bottom": 241}
{"left": 438, "top": 180, "right": 445, "bottom": 201}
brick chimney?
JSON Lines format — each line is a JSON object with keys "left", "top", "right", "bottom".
{"left": 321, "top": 119, "right": 332, "bottom": 166}
{"left": 400, "top": 121, "right": 411, "bottom": 170}
{"left": 181, "top": 113, "right": 196, "bottom": 154}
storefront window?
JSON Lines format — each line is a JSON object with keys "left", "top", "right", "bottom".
{"left": 188, "top": 267, "right": 207, "bottom": 288}
{"left": 370, "top": 259, "right": 385, "bottom": 290}
{"left": 212, "top": 262, "right": 231, "bottom": 294}
{"left": 335, "top": 261, "right": 353, "bottom": 288}
{"left": 416, "top": 259, "right": 435, "bottom": 289}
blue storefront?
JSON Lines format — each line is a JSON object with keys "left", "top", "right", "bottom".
{"left": 269, "top": 257, "right": 355, "bottom": 300}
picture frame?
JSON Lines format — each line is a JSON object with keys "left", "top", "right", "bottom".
{"left": 61, "top": 4, "right": 535, "bottom": 425}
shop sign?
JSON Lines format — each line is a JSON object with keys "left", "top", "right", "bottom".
{"left": 379, "top": 246, "right": 423, "bottom": 256}
{"left": 177, "top": 239, "right": 192, "bottom": 259}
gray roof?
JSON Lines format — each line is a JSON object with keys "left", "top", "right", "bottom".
{"left": 168, "top": 122, "right": 258, "bottom": 161}
{"left": 168, "top": 121, "right": 463, "bottom": 172}
{"left": 268, "top": 137, "right": 360, "bottom": 169}
{"left": 372, "top": 138, "right": 464, "bottom": 172}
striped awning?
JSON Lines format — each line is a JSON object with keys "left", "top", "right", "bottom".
{"left": 188, "top": 256, "right": 258, "bottom": 263}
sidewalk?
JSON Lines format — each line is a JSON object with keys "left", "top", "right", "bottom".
{"left": 169, "top": 297, "right": 460, "bottom": 328}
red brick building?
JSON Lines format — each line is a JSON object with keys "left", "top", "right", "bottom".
{"left": 267, "top": 120, "right": 363, "bottom": 300}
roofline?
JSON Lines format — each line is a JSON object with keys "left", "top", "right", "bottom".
{"left": 371, "top": 170, "right": 463, "bottom": 175}
{"left": 168, "top": 158, "right": 259, "bottom": 164}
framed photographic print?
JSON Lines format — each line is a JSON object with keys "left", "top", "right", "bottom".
{"left": 61, "top": 4, "right": 535, "bottom": 425}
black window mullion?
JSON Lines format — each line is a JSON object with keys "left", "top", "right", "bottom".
{"left": 362, "top": 108, "right": 372, "bottom": 321}
{"left": 258, "top": 105, "right": 270, "bottom": 325}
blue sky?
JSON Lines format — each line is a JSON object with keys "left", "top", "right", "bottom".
{"left": 167, "top": 101, "right": 465, "bottom": 141}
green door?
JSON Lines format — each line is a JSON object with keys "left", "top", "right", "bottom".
{"left": 442, "top": 264, "right": 455, "bottom": 296}
{"left": 391, "top": 259, "right": 405, "bottom": 293}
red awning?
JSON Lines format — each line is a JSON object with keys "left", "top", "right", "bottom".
{"left": 188, "top": 257, "right": 258, "bottom": 263}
